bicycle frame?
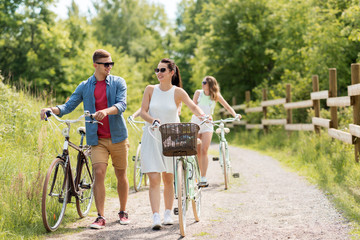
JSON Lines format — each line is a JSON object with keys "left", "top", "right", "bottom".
{"left": 216, "top": 122, "right": 230, "bottom": 168}
{"left": 50, "top": 122, "right": 92, "bottom": 202}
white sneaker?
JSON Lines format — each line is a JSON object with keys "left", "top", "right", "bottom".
{"left": 199, "top": 176, "right": 209, "bottom": 187}
{"left": 163, "top": 209, "right": 174, "bottom": 225}
{"left": 152, "top": 212, "right": 162, "bottom": 230}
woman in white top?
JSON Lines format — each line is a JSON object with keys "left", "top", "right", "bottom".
{"left": 140, "top": 58, "right": 205, "bottom": 230}
{"left": 191, "top": 76, "right": 240, "bottom": 187}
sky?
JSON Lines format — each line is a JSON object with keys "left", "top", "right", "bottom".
{"left": 50, "top": 0, "right": 180, "bottom": 21}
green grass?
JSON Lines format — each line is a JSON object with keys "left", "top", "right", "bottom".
{"left": 226, "top": 126, "right": 360, "bottom": 237}
{"left": 0, "top": 79, "right": 139, "bottom": 239}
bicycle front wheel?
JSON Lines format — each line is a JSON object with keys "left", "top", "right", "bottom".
{"left": 192, "top": 157, "right": 201, "bottom": 221}
{"left": 177, "top": 160, "right": 187, "bottom": 237}
{"left": 76, "top": 156, "right": 94, "bottom": 218}
{"left": 133, "top": 143, "right": 144, "bottom": 192}
{"left": 221, "top": 142, "right": 229, "bottom": 190}
{"left": 42, "top": 158, "right": 68, "bottom": 232}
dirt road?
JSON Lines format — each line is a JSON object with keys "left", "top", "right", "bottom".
{"left": 47, "top": 145, "right": 352, "bottom": 239}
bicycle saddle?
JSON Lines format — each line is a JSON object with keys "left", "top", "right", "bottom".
{"left": 77, "top": 127, "right": 86, "bottom": 135}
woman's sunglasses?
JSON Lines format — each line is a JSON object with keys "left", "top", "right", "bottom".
{"left": 202, "top": 81, "right": 207, "bottom": 85}
{"left": 154, "top": 68, "right": 167, "bottom": 73}
{"left": 96, "top": 62, "right": 115, "bottom": 68}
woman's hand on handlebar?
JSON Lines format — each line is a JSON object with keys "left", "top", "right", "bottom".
{"left": 235, "top": 113, "right": 242, "bottom": 120}
{"left": 150, "top": 119, "right": 161, "bottom": 130}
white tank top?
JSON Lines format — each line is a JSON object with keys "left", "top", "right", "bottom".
{"left": 148, "top": 84, "right": 180, "bottom": 124}
{"left": 197, "top": 90, "right": 216, "bottom": 115}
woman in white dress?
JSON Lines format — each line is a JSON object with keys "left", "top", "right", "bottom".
{"left": 191, "top": 76, "right": 241, "bottom": 187}
{"left": 140, "top": 58, "right": 205, "bottom": 230}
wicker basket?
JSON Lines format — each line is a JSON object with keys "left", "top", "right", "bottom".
{"left": 159, "top": 123, "right": 200, "bottom": 157}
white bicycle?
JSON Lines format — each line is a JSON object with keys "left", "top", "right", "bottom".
{"left": 127, "top": 116, "right": 148, "bottom": 192}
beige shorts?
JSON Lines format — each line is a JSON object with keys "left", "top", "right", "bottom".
{"left": 91, "top": 138, "right": 129, "bottom": 170}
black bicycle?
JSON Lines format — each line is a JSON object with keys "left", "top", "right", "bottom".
{"left": 41, "top": 110, "right": 100, "bottom": 231}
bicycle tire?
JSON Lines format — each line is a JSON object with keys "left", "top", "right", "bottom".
{"left": 192, "top": 157, "right": 201, "bottom": 221}
{"left": 177, "top": 160, "right": 187, "bottom": 237}
{"left": 76, "top": 156, "right": 94, "bottom": 218}
{"left": 225, "top": 142, "right": 232, "bottom": 184}
{"left": 42, "top": 158, "right": 68, "bottom": 232}
{"left": 221, "top": 142, "right": 229, "bottom": 190}
{"left": 133, "top": 143, "right": 144, "bottom": 192}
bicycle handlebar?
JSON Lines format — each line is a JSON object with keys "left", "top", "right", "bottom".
{"left": 45, "top": 110, "right": 103, "bottom": 125}
{"left": 207, "top": 114, "right": 241, "bottom": 125}
{"left": 127, "top": 116, "right": 145, "bottom": 125}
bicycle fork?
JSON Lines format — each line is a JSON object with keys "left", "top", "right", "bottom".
{"left": 219, "top": 141, "right": 231, "bottom": 170}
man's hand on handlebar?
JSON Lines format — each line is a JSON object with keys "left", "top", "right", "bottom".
{"left": 93, "top": 109, "right": 108, "bottom": 121}
{"left": 40, "top": 108, "right": 52, "bottom": 120}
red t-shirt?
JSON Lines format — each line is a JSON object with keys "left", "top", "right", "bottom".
{"left": 94, "top": 80, "right": 111, "bottom": 138}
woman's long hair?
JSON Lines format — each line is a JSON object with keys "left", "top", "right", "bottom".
{"left": 160, "top": 58, "right": 183, "bottom": 88}
{"left": 203, "top": 76, "right": 219, "bottom": 101}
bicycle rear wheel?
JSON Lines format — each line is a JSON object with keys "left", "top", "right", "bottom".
{"left": 221, "top": 142, "right": 229, "bottom": 190}
{"left": 76, "top": 155, "right": 94, "bottom": 218}
{"left": 177, "top": 160, "right": 187, "bottom": 237}
{"left": 42, "top": 158, "right": 68, "bottom": 232}
{"left": 133, "top": 143, "right": 144, "bottom": 192}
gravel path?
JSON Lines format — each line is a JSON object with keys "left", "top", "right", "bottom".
{"left": 47, "top": 144, "right": 352, "bottom": 239}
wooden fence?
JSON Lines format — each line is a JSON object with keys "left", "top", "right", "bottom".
{"left": 219, "top": 63, "right": 360, "bottom": 162}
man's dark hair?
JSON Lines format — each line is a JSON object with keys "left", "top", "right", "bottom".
{"left": 93, "top": 49, "right": 111, "bottom": 63}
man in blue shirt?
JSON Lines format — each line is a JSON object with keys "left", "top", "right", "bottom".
{"left": 40, "top": 49, "right": 130, "bottom": 228}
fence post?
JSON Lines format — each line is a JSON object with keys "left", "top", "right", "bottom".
{"left": 245, "top": 91, "right": 250, "bottom": 106}
{"left": 352, "top": 64, "right": 360, "bottom": 162}
{"left": 286, "top": 84, "right": 292, "bottom": 136}
{"left": 312, "top": 75, "right": 320, "bottom": 134}
{"left": 232, "top": 96, "right": 236, "bottom": 106}
{"left": 329, "top": 68, "right": 338, "bottom": 129}
{"left": 286, "top": 84, "right": 292, "bottom": 124}
{"left": 262, "top": 89, "right": 268, "bottom": 134}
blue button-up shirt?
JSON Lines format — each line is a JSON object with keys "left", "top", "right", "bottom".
{"left": 57, "top": 74, "right": 128, "bottom": 146}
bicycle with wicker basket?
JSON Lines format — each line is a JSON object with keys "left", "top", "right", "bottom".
{"left": 158, "top": 122, "right": 202, "bottom": 237}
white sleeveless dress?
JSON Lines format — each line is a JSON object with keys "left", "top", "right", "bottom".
{"left": 141, "top": 85, "right": 180, "bottom": 173}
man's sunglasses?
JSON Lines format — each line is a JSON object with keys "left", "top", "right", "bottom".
{"left": 154, "top": 68, "right": 167, "bottom": 73}
{"left": 96, "top": 62, "right": 115, "bottom": 68}
{"left": 202, "top": 81, "right": 207, "bottom": 85}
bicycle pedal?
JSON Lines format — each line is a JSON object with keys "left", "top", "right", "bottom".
{"left": 212, "top": 157, "right": 219, "bottom": 161}
{"left": 58, "top": 198, "right": 64, "bottom": 203}
{"left": 173, "top": 208, "right": 179, "bottom": 215}
{"left": 79, "top": 183, "right": 91, "bottom": 189}
{"left": 233, "top": 173, "right": 240, "bottom": 178}
{"left": 132, "top": 156, "right": 136, "bottom": 161}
